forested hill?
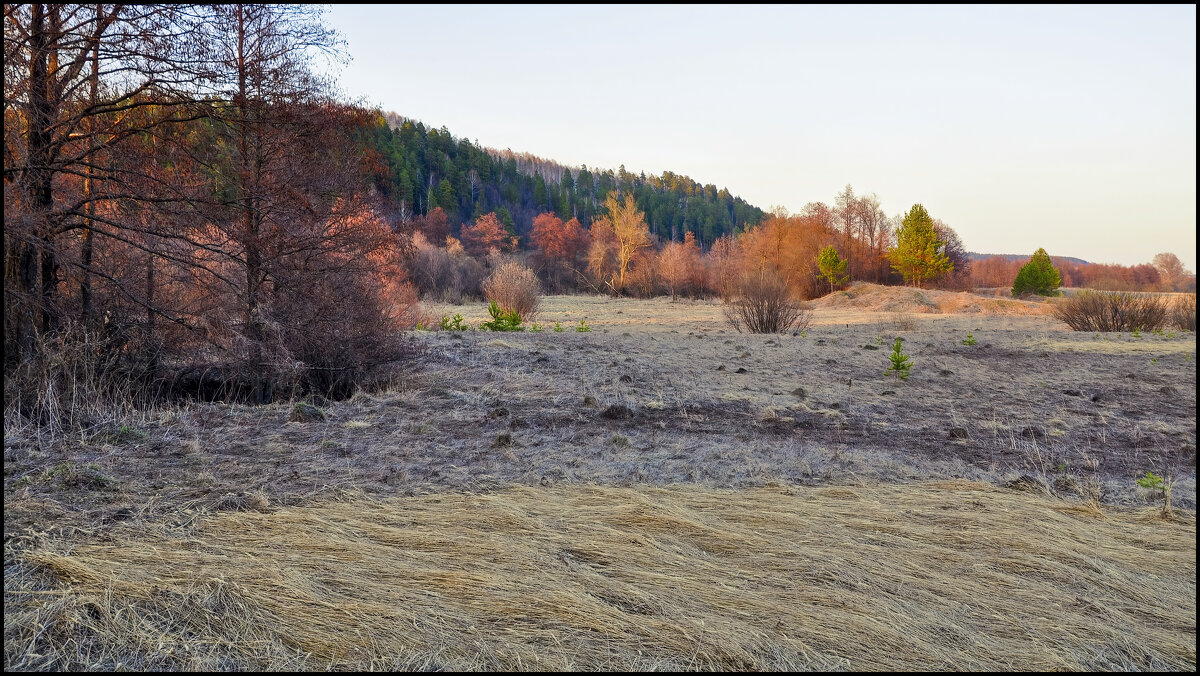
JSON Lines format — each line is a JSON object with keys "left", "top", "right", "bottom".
{"left": 360, "top": 112, "right": 766, "bottom": 246}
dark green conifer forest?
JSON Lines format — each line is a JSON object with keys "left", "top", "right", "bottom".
{"left": 360, "top": 113, "right": 766, "bottom": 247}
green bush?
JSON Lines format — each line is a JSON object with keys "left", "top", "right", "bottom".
{"left": 575, "top": 319, "right": 591, "bottom": 332}
{"left": 479, "top": 300, "right": 523, "bottom": 331}
{"left": 1011, "top": 248, "right": 1062, "bottom": 297}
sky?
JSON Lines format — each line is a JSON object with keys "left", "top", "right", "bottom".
{"left": 323, "top": 4, "right": 1196, "bottom": 270}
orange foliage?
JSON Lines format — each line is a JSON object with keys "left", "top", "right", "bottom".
{"left": 531, "top": 212, "right": 590, "bottom": 265}
{"left": 412, "top": 207, "right": 450, "bottom": 244}
{"left": 738, "top": 212, "right": 836, "bottom": 299}
{"left": 460, "top": 212, "right": 511, "bottom": 257}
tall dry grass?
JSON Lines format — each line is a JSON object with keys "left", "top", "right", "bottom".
{"left": 2, "top": 321, "right": 165, "bottom": 436}
{"left": 5, "top": 482, "right": 1194, "bottom": 671}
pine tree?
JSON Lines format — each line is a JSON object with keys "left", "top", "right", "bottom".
{"left": 888, "top": 204, "right": 952, "bottom": 288}
{"left": 817, "top": 246, "right": 849, "bottom": 294}
{"left": 1011, "top": 248, "right": 1062, "bottom": 297}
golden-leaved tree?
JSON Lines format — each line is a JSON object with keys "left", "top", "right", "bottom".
{"left": 588, "top": 192, "right": 651, "bottom": 293}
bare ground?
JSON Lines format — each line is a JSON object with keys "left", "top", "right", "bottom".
{"left": 4, "top": 287, "right": 1197, "bottom": 670}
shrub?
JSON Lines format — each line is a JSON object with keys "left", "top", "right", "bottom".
{"left": 723, "top": 270, "right": 812, "bottom": 334}
{"left": 1168, "top": 293, "right": 1196, "bottom": 331}
{"left": 1011, "top": 248, "right": 1062, "bottom": 297}
{"left": 482, "top": 261, "right": 541, "bottom": 322}
{"left": 409, "top": 235, "right": 487, "bottom": 304}
{"left": 1052, "top": 291, "right": 1168, "bottom": 332}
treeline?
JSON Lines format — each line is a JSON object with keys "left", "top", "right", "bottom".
{"left": 361, "top": 113, "right": 766, "bottom": 246}
{"left": 969, "top": 253, "right": 1196, "bottom": 293}
{"left": 410, "top": 187, "right": 972, "bottom": 301}
{"left": 4, "top": 4, "right": 417, "bottom": 419}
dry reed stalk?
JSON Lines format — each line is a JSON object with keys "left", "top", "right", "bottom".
{"left": 5, "top": 482, "right": 1195, "bottom": 671}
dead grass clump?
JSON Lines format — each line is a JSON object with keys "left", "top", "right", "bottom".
{"left": 4, "top": 483, "right": 1195, "bottom": 671}
{"left": 482, "top": 261, "right": 541, "bottom": 322}
{"left": 1169, "top": 293, "right": 1196, "bottom": 331}
{"left": 886, "top": 311, "right": 918, "bottom": 331}
{"left": 1052, "top": 290, "right": 1169, "bottom": 332}
{"left": 723, "top": 271, "right": 812, "bottom": 334}
{"left": 3, "top": 321, "right": 164, "bottom": 436}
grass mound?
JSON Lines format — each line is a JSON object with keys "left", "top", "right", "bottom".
{"left": 6, "top": 482, "right": 1195, "bottom": 671}
{"left": 812, "top": 282, "right": 1050, "bottom": 315}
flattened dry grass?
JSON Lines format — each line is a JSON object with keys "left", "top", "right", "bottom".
{"left": 5, "top": 482, "right": 1194, "bottom": 671}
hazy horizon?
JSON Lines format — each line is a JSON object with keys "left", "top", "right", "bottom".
{"left": 325, "top": 4, "right": 1196, "bottom": 271}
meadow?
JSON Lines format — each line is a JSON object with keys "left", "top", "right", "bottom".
{"left": 4, "top": 286, "right": 1196, "bottom": 670}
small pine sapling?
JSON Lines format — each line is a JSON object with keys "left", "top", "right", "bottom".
{"left": 576, "top": 319, "right": 591, "bottom": 332}
{"left": 962, "top": 331, "right": 977, "bottom": 346}
{"left": 479, "top": 301, "right": 523, "bottom": 331}
{"left": 884, "top": 337, "right": 912, "bottom": 379}
{"left": 1136, "top": 471, "right": 1174, "bottom": 517}
{"left": 553, "top": 321, "right": 564, "bottom": 333}
{"left": 440, "top": 313, "right": 469, "bottom": 332}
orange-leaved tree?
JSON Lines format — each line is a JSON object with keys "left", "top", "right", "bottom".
{"left": 461, "top": 212, "right": 511, "bottom": 257}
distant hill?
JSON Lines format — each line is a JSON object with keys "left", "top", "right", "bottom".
{"left": 361, "top": 112, "right": 766, "bottom": 246}
{"left": 968, "top": 252, "right": 1090, "bottom": 265}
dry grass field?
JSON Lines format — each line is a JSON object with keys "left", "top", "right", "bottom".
{"left": 4, "top": 284, "right": 1196, "bottom": 670}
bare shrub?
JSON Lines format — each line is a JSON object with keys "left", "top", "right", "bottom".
{"left": 482, "top": 262, "right": 541, "bottom": 322}
{"left": 273, "top": 267, "right": 420, "bottom": 400}
{"left": 723, "top": 271, "right": 812, "bottom": 334}
{"left": 1169, "top": 293, "right": 1196, "bottom": 331}
{"left": 1052, "top": 291, "right": 1168, "bottom": 332}
{"left": 887, "top": 312, "right": 918, "bottom": 331}
{"left": 409, "top": 234, "right": 486, "bottom": 304}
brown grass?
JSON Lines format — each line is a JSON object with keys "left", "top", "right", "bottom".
{"left": 813, "top": 282, "right": 1052, "bottom": 316}
{"left": 5, "top": 482, "right": 1194, "bottom": 671}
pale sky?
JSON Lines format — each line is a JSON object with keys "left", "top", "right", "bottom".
{"left": 324, "top": 4, "right": 1196, "bottom": 270}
